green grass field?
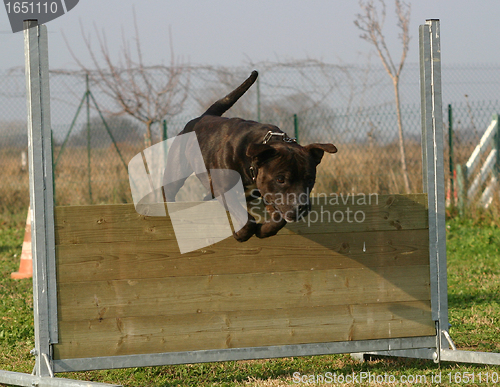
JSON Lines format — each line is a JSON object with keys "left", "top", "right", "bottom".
{"left": 0, "top": 209, "right": 499, "bottom": 386}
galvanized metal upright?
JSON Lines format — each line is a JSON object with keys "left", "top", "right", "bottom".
{"left": 24, "top": 19, "right": 59, "bottom": 377}
{"left": 419, "top": 19, "right": 449, "bottom": 359}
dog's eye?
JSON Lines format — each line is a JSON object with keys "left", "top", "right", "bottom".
{"left": 276, "top": 175, "right": 286, "bottom": 184}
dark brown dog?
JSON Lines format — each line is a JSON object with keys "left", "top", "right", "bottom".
{"left": 163, "top": 71, "right": 337, "bottom": 241}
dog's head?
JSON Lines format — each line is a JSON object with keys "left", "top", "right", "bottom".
{"left": 247, "top": 141, "right": 337, "bottom": 222}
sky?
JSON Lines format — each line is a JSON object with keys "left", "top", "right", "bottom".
{"left": 1, "top": 0, "right": 500, "bottom": 71}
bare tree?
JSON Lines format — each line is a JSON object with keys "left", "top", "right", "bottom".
{"left": 64, "top": 14, "right": 190, "bottom": 146}
{"left": 354, "top": 0, "right": 412, "bottom": 193}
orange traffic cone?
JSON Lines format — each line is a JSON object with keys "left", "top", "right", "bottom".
{"left": 11, "top": 208, "right": 32, "bottom": 279}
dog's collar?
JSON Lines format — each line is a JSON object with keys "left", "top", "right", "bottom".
{"left": 249, "top": 131, "right": 297, "bottom": 181}
{"left": 262, "top": 131, "right": 297, "bottom": 145}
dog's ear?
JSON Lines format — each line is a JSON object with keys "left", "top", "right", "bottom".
{"left": 304, "top": 143, "right": 338, "bottom": 165}
{"left": 246, "top": 143, "right": 278, "bottom": 165}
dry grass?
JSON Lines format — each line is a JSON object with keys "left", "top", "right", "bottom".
{"left": 0, "top": 140, "right": 492, "bottom": 212}
{"left": 51, "top": 145, "right": 139, "bottom": 206}
{"left": 314, "top": 141, "right": 423, "bottom": 195}
{"left": 0, "top": 149, "right": 30, "bottom": 213}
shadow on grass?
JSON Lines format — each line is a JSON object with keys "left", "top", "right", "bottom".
{"left": 448, "top": 291, "right": 500, "bottom": 308}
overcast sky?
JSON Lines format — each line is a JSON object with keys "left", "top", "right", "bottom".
{"left": 1, "top": 0, "right": 500, "bottom": 71}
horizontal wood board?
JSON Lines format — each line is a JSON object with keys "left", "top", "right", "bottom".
{"left": 54, "top": 194, "right": 428, "bottom": 245}
{"left": 53, "top": 194, "right": 434, "bottom": 360}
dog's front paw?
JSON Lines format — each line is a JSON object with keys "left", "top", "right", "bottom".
{"left": 233, "top": 221, "right": 257, "bottom": 242}
{"left": 233, "top": 231, "right": 252, "bottom": 242}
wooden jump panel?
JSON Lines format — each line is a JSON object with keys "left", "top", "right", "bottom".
{"left": 53, "top": 194, "right": 435, "bottom": 360}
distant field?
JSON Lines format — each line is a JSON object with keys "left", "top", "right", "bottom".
{"left": 0, "top": 141, "right": 427, "bottom": 212}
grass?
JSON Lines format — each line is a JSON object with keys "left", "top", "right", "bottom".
{"left": 0, "top": 208, "right": 499, "bottom": 386}
{"left": 446, "top": 215, "right": 500, "bottom": 354}
{"left": 0, "top": 211, "right": 34, "bottom": 376}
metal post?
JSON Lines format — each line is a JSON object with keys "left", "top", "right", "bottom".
{"left": 448, "top": 104, "right": 454, "bottom": 207}
{"left": 24, "top": 19, "right": 58, "bottom": 377}
{"left": 53, "top": 91, "right": 87, "bottom": 168}
{"left": 256, "top": 76, "right": 261, "bottom": 123}
{"left": 162, "top": 119, "right": 167, "bottom": 141}
{"left": 293, "top": 114, "right": 299, "bottom": 143}
{"left": 88, "top": 91, "right": 127, "bottom": 171}
{"left": 419, "top": 19, "right": 449, "bottom": 359}
{"left": 86, "top": 73, "right": 92, "bottom": 203}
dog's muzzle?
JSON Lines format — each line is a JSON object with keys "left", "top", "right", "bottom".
{"left": 280, "top": 202, "right": 311, "bottom": 223}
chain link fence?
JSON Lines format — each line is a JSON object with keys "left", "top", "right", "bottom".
{"left": 1, "top": 62, "right": 500, "bottom": 210}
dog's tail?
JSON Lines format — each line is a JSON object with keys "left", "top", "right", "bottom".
{"left": 202, "top": 71, "right": 258, "bottom": 117}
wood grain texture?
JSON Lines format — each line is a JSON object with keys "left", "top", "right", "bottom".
{"left": 53, "top": 301, "right": 435, "bottom": 359}
{"left": 57, "top": 265, "right": 431, "bottom": 322}
{"left": 53, "top": 194, "right": 434, "bottom": 360}
{"left": 54, "top": 194, "right": 428, "bottom": 246}
{"left": 56, "top": 229, "right": 429, "bottom": 282}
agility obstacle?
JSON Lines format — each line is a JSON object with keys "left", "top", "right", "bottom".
{"left": 51, "top": 194, "right": 434, "bottom": 367}
{"left": 1, "top": 18, "right": 499, "bottom": 387}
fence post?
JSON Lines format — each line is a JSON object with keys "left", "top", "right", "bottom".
{"left": 256, "top": 76, "right": 261, "bottom": 123}
{"left": 456, "top": 164, "right": 467, "bottom": 216}
{"left": 86, "top": 73, "right": 93, "bottom": 204}
{"left": 293, "top": 114, "right": 299, "bottom": 143}
{"left": 162, "top": 119, "right": 168, "bottom": 141}
{"left": 448, "top": 104, "right": 454, "bottom": 207}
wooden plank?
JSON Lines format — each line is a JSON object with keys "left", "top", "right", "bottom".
{"left": 57, "top": 265, "right": 431, "bottom": 322}
{"left": 53, "top": 301, "right": 435, "bottom": 359}
{"left": 55, "top": 203, "right": 175, "bottom": 246}
{"left": 54, "top": 194, "right": 428, "bottom": 245}
{"left": 56, "top": 229, "right": 429, "bottom": 282}
{"left": 264, "top": 193, "right": 428, "bottom": 234}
